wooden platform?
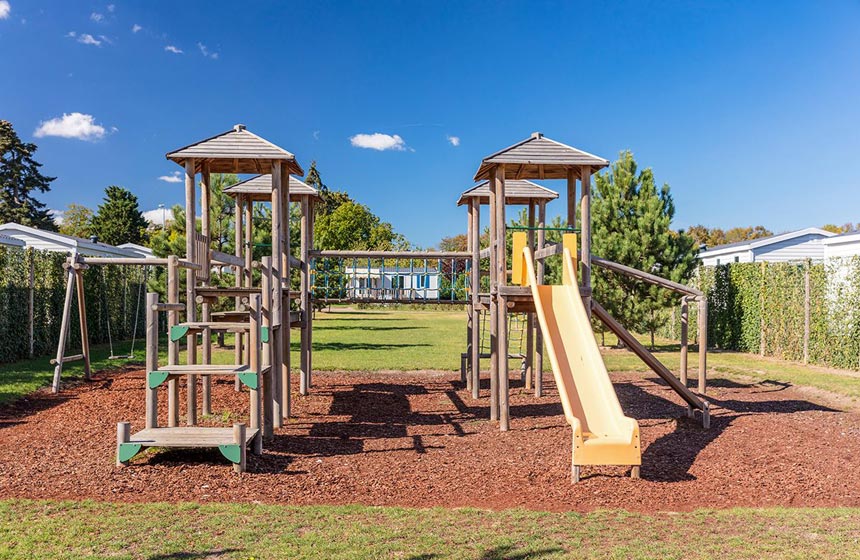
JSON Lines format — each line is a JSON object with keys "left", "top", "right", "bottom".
{"left": 175, "top": 321, "right": 251, "bottom": 333}
{"left": 155, "top": 364, "right": 269, "bottom": 376}
{"left": 130, "top": 426, "right": 258, "bottom": 448}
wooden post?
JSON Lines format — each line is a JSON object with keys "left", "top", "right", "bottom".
{"left": 51, "top": 260, "right": 77, "bottom": 393}
{"left": 465, "top": 201, "right": 474, "bottom": 391}
{"left": 488, "top": 169, "right": 498, "bottom": 422}
{"left": 680, "top": 297, "right": 689, "bottom": 386}
{"left": 249, "top": 294, "right": 263, "bottom": 455}
{"left": 184, "top": 158, "right": 198, "bottom": 426}
{"left": 470, "top": 198, "right": 481, "bottom": 400}
{"left": 306, "top": 200, "right": 315, "bottom": 390}
{"left": 145, "top": 292, "right": 159, "bottom": 429}
{"left": 244, "top": 195, "right": 253, "bottom": 368}
{"left": 525, "top": 200, "right": 536, "bottom": 390}
{"left": 116, "top": 422, "right": 131, "bottom": 467}
{"left": 300, "top": 195, "right": 311, "bottom": 397}
{"left": 535, "top": 201, "right": 546, "bottom": 398}
{"left": 74, "top": 265, "right": 91, "bottom": 380}
{"left": 261, "top": 256, "right": 274, "bottom": 438}
{"left": 580, "top": 166, "right": 592, "bottom": 317}
{"left": 167, "top": 255, "right": 180, "bottom": 427}
{"left": 28, "top": 253, "right": 34, "bottom": 359}
{"left": 803, "top": 260, "right": 810, "bottom": 364}
{"left": 280, "top": 164, "right": 291, "bottom": 420}
{"left": 759, "top": 261, "right": 766, "bottom": 356}
{"left": 566, "top": 168, "right": 577, "bottom": 230}
{"left": 200, "top": 163, "right": 212, "bottom": 417}
{"left": 495, "top": 164, "right": 509, "bottom": 432}
{"left": 697, "top": 296, "right": 708, "bottom": 394}
{"left": 233, "top": 423, "right": 247, "bottom": 474}
{"left": 234, "top": 196, "right": 244, "bottom": 369}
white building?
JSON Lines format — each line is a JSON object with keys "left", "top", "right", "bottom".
{"left": 0, "top": 223, "right": 145, "bottom": 257}
{"left": 697, "top": 228, "right": 836, "bottom": 266}
{"left": 822, "top": 231, "right": 860, "bottom": 260}
{"left": 343, "top": 265, "right": 440, "bottom": 300}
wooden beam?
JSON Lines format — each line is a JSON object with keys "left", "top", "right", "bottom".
{"left": 566, "top": 168, "right": 577, "bottom": 231}
{"left": 495, "top": 164, "right": 509, "bottom": 432}
{"left": 592, "top": 257, "right": 703, "bottom": 297}
{"left": 488, "top": 167, "right": 498, "bottom": 422}
{"left": 200, "top": 162, "right": 212, "bottom": 418}
{"left": 592, "top": 300, "right": 709, "bottom": 426}
{"left": 535, "top": 200, "right": 546, "bottom": 397}
{"left": 470, "top": 198, "right": 481, "bottom": 400}
{"left": 184, "top": 158, "right": 198, "bottom": 427}
{"left": 580, "top": 165, "right": 592, "bottom": 317}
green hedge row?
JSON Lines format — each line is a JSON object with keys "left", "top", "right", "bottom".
{"left": 659, "top": 257, "right": 860, "bottom": 370}
{"left": 0, "top": 247, "right": 149, "bottom": 364}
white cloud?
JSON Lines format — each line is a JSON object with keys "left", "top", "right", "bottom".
{"left": 77, "top": 33, "right": 102, "bottom": 46}
{"left": 0, "top": 1, "right": 10, "bottom": 20}
{"left": 49, "top": 209, "right": 64, "bottom": 226}
{"left": 107, "top": 4, "right": 115, "bottom": 12}
{"left": 349, "top": 132, "right": 407, "bottom": 151}
{"left": 312, "top": 130, "right": 320, "bottom": 141}
{"left": 197, "top": 42, "right": 219, "bottom": 59}
{"left": 66, "top": 30, "right": 76, "bottom": 37}
{"left": 90, "top": 12, "right": 104, "bottom": 23}
{"left": 447, "top": 135, "right": 460, "bottom": 147}
{"left": 164, "top": 45, "right": 182, "bottom": 54}
{"left": 132, "top": 23, "right": 141, "bottom": 33}
{"left": 158, "top": 171, "right": 183, "bottom": 183}
{"left": 143, "top": 208, "right": 171, "bottom": 227}
{"left": 34, "top": 112, "right": 108, "bottom": 141}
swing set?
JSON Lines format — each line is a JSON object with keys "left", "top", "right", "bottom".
{"left": 50, "top": 253, "right": 164, "bottom": 392}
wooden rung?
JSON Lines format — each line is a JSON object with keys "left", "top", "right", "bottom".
{"left": 130, "top": 426, "right": 258, "bottom": 448}
{"left": 175, "top": 321, "right": 251, "bottom": 331}
{"left": 156, "top": 364, "right": 254, "bottom": 374}
{"left": 50, "top": 354, "right": 84, "bottom": 365}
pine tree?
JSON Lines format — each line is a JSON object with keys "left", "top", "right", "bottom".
{"left": 0, "top": 120, "right": 57, "bottom": 230}
{"left": 90, "top": 186, "right": 149, "bottom": 245}
{"left": 592, "top": 151, "right": 697, "bottom": 347}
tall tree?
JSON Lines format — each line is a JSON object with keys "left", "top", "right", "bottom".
{"left": 592, "top": 150, "right": 698, "bottom": 347}
{"left": 90, "top": 186, "right": 149, "bottom": 245}
{"left": 208, "top": 173, "right": 238, "bottom": 253}
{"left": 0, "top": 120, "right": 57, "bottom": 230}
{"left": 58, "top": 203, "right": 93, "bottom": 238}
{"left": 315, "top": 199, "right": 400, "bottom": 250}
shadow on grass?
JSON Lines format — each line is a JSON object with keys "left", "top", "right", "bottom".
{"left": 479, "top": 545, "right": 564, "bottom": 559}
{"left": 148, "top": 549, "right": 242, "bottom": 560}
{"left": 315, "top": 325, "right": 426, "bottom": 332}
{"left": 313, "top": 342, "right": 432, "bottom": 352}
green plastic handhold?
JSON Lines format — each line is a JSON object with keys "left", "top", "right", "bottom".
{"left": 237, "top": 372, "right": 258, "bottom": 390}
{"left": 148, "top": 371, "right": 170, "bottom": 389}
{"left": 261, "top": 326, "right": 270, "bottom": 343}
{"left": 170, "top": 325, "right": 191, "bottom": 342}
{"left": 118, "top": 443, "right": 142, "bottom": 463}
{"left": 218, "top": 444, "right": 241, "bottom": 464}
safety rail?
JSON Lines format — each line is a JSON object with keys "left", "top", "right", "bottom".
{"left": 308, "top": 250, "right": 473, "bottom": 304}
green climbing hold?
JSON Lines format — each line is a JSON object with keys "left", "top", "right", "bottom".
{"left": 170, "top": 325, "right": 191, "bottom": 342}
{"left": 237, "top": 372, "right": 258, "bottom": 390}
{"left": 218, "top": 444, "right": 241, "bottom": 464}
{"left": 148, "top": 371, "right": 170, "bottom": 389}
{"left": 118, "top": 443, "right": 142, "bottom": 463}
{"left": 261, "top": 326, "right": 270, "bottom": 343}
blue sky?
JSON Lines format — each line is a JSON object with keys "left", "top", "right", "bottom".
{"left": 1, "top": 1, "right": 858, "bottom": 247}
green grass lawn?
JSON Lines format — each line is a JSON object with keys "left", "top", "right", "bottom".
{"left": 3, "top": 306, "right": 859, "bottom": 406}
{"left": 1, "top": 500, "right": 858, "bottom": 560}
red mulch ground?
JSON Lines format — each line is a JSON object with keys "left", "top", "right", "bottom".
{"left": 1, "top": 367, "right": 859, "bottom": 512}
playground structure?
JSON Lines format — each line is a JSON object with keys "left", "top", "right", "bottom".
{"left": 51, "top": 125, "right": 711, "bottom": 478}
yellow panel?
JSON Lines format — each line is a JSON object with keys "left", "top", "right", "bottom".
{"left": 523, "top": 244, "right": 641, "bottom": 469}
{"left": 511, "top": 231, "right": 528, "bottom": 286}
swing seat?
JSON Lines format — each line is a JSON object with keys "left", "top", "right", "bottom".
{"left": 109, "top": 354, "right": 134, "bottom": 360}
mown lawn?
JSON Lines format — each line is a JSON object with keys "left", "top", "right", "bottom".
{"left": 1, "top": 500, "right": 858, "bottom": 560}
{"left": 7, "top": 307, "right": 857, "bottom": 406}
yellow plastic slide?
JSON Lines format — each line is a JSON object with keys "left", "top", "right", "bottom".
{"left": 519, "top": 235, "right": 641, "bottom": 481}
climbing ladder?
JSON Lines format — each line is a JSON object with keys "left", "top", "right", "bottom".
{"left": 116, "top": 292, "right": 269, "bottom": 473}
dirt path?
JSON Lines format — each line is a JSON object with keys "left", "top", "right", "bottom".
{"left": 1, "top": 368, "right": 858, "bottom": 512}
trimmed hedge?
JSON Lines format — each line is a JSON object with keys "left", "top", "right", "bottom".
{"left": 0, "top": 247, "right": 148, "bottom": 364}
{"left": 659, "top": 257, "right": 860, "bottom": 370}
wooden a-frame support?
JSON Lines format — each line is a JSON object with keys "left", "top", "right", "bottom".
{"left": 51, "top": 253, "right": 91, "bottom": 393}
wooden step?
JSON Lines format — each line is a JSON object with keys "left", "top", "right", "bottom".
{"left": 211, "top": 310, "right": 249, "bottom": 321}
{"left": 154, "top": 364, "right": 267, "bottom": 375}
{"left": 129, "top": 426, "right": 258, "bottom": 448}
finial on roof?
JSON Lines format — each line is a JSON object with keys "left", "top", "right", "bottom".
{"left": 531, "top": 131, "right": 543, "bottom": 139}
{"left": 234, "top": 124, "right": 246, "bottom": 132}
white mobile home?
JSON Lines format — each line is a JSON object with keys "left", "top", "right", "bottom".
{"left": 697, "top": 228, "right": 835, "bottom": 266}
{"left": 343, "top": 265, "right": 441, "bottom": 300}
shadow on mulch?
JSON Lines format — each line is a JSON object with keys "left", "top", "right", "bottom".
{"left": 148, "top": 550, "right": 242, "bottom": 560}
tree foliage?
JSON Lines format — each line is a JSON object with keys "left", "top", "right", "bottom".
{"left": 686, "top": 224, "right": 772, "bottom": 248}
{"left": 592, "top": 150, "right": 698, "bottom": 346}
{"left": 58, "top": 203, "right": 93, "bottom": 238}
{"left": 90, "top": 186, "right": 149, "bottom": 245}
{"left": 0, "top": 120, "right": 57, "bottom": 230}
